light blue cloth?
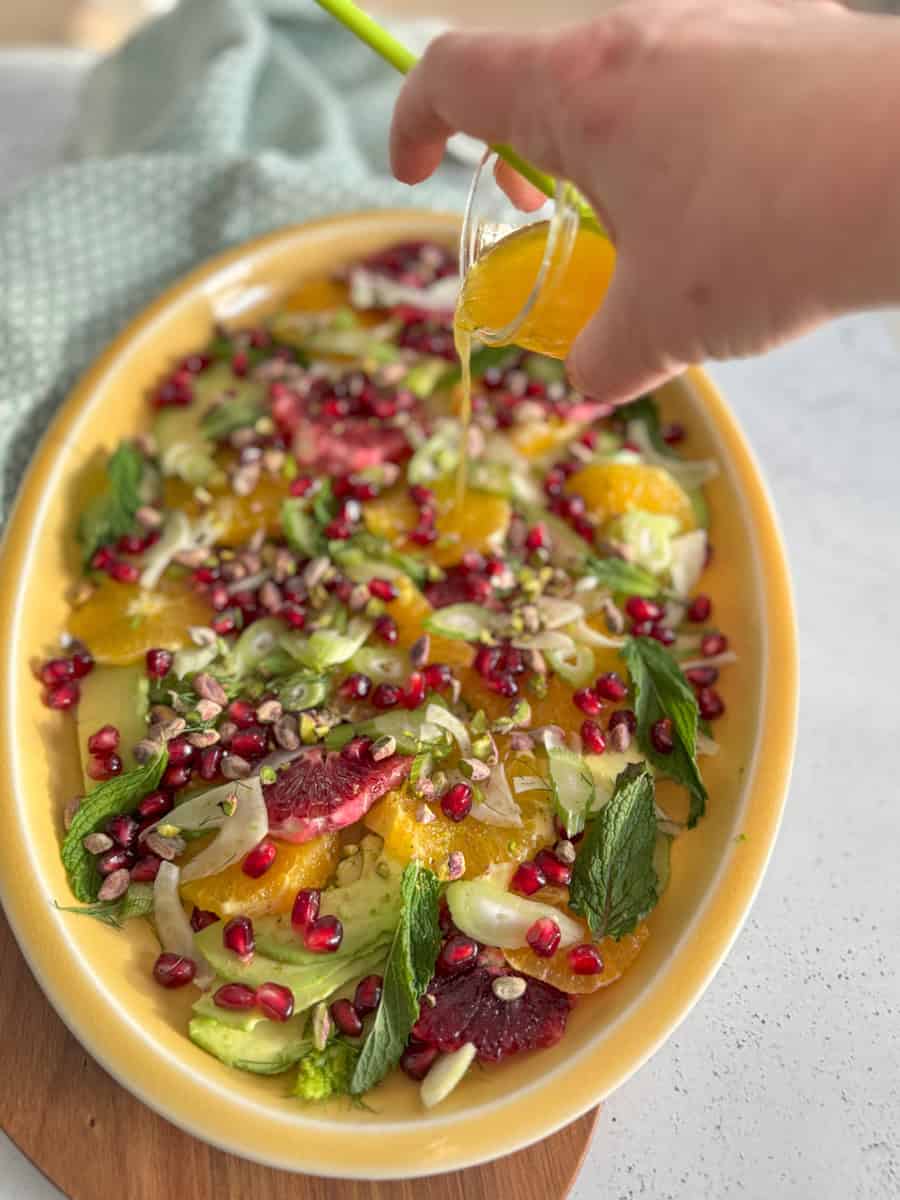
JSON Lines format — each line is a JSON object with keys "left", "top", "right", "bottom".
{"left": 0, "top": 0, "right": 465, "bottom": 516}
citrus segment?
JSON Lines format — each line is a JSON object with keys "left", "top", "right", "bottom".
{"left": 505, "top": 920, "right": 649, "bottom": 994}
{"left": 567, "top": 462, "right": 696, "bottom": 532}
{"left": 385, "top": 576, "right": 473, "bottom": 668}
{"left": 67, "top": 575, "right": 212, "bottom": 666}
{"left": 162, "top": 475, "right": 285, "bottom": 545}
{"left": 508, "top": 419, "right": 576, "bottom": 461}
{"left": 180, "top": 831, "right": 340, "bottom": 918}
{"left": 365, "top": 763, "right": 553, "bottom": 880}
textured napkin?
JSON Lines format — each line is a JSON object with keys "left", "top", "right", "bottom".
{"left": 0, "top": 0, "right": 465, "bottom": 518}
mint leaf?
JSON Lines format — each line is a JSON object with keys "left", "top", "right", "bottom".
{"left": 622, "top": 636, "right": 707, "bottom": 826}
{"left": 56, "top": 883, "right": 154, "bottom": 929}
{"left": 77, "top": 442, "right": 144, "bottom": 566}
{"left": 584, "top": 555, "right": 660, "bottom": 598}
{"left": 61, "top": 750, "right": 168, "bottom": 901}
{"left": 351, "top": 861, "right": 441, "bottom": 1095}
{"left": 569, "top": 762, "right": 658, "bottom": 939}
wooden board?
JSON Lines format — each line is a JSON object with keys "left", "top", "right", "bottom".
{"left": 0, "top": 911, "right": 598, "bottom": 1199}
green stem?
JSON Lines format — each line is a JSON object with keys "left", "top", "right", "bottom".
{"left": 312, "top": 0, "right": 601, "bottom": 232}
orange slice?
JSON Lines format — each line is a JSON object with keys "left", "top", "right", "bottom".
{"left": 363, "top": 477, "right": 511, "bottom": 569}
{"left": 567, "top": 462, "right": 695, "bottom": 532}
{"left": 180, "top": 831, "right": 340, "bottom": 919}
{"left": 365, "top": 757, "right": 553, "bottom": 880}
{"left": 505, "top": 919, "right": 649, "bottom": 994}
{"left": 508, "top": 418, "right": 576, "bottom": 461}
{"left": 386, "top": 576, "right": 473, "bottom": 669}
{"left": 67, "top": 575, "right": 212, "bottom": 667}
{"left": 162, "top": 475, "right": 285, "bottom": 545}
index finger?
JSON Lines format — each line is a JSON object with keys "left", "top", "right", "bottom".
{"left": 390, "top": 31, "right": 565, "bottom": 185}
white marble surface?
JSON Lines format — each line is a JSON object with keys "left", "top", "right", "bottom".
{"left": 1, "top": 48, "right": 898, "bottom": 1200}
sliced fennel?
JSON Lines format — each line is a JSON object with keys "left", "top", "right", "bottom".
{"left": 446, "top": 880, "right": 583, "bottom": 949}
{"left": 669, "top": 529, "right": 708, "bottom": 598}
{"left": 547, "top": 745, "right": 596, "bottom": 837}
{"left": 424, "top": 703, "right": 471, "bottom": 756}
{"left": 546, "top": 641, "right": 595, "bottom": 687}
{"left": 154, "top": 862, "right": 213, "bottom": 987}
{"left": 179, "top": 777, "right": 268, "bottom": 883}
{"left": 470, "top": 767, "right": 522, "bottom": 828}
{"left": 420, "top": 1043, "right": 477, "bottom": 1110}
{"left": 625, "top": 419, "right": 719, "bottom": 489}
{"left": 424, "top": 603, "right": 503, "bottom": 642}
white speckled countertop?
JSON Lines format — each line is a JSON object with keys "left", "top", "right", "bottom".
{"left": 1, "top": 48, "right": 897, "bottom": 1200}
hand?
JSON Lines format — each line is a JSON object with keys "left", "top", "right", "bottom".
{"left": 391, "top": 0, "right": 900, "bottom": 403}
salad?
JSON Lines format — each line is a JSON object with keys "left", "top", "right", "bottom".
{"left": 39, "top": 239, "right": 730, "bottom": 1109}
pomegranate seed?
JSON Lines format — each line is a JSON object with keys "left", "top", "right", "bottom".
{"left": 223, "top": 915, "right": 255, "bottom": 960}
{"left": 535, "top": 848, "right": 572, "bottom": 887}
{"left": 608, "top": 708, "right": 637, "bottom": 735}
{"left": 106, "top": 813, "right": 137, "bottom": 848}
{"left": 130, "top": 855, "right": 161, "bottom": 882}
{"left": 436, "top": 935, "right": 478, "bottom": 975}
{"left": 423, "top": 663, "right": 452, "bottom": 691}
{"left": 340, "top": 672, "right": 372, "bottom": 700}
{"left": 697, "top": 687, "right": 725, "bottom": 720}
{"left": 153, "top": 953, "right": 196, "bottom": 989}
{"left": 374, "top": 615, "right": 398, "bottom": 645}
{"left": 401, "top": 1043, "right": 439, "bottom": 1081}
{"left": 304, "top": 914, "right": 343, "bottom": 953}
{"left": 145, "top": 648, "right": 173, "bottom": 678}
{"left": 257, "top": 981, "right": 295, "bottom": 1022}
{"left": 43, "top": 681, "right": 80, "bottom": 710}
{"left": 341, "top": 736, "right": 371, "bottom": 763}
{"left": 243, "top": 839, "right": 277, "bottom": 878}
{"left": 109, "top": 560, "right": 140, "bottom": 584}
{"left": 687, "top": 594, "right": 712, "bottom": 623}
{"left": 324, "top": 517, "right": 352, "bottom": 540}
{"left": 230, "top": 726, "right": 268, "bottom": 759}
{"left": 291, "top": 888, "right": 320, "bottom": 931}
{"left": 331, "top": 997, "right": 363, "bottom": 1038}
{"left": 580, "top": 720, "right": 606, "bottom": 754}
{"left": 526, "top": 917, "right": 561, "bottom": 958}
{"left": 232, "top": 351, "right": 249, "bottom": 377}
{"left": 579, "top": 429, "right": 598, "bottom": 449}
{"left": 353, "top": 974, "right": 383, "bottom": 1016}
{"left": 166, "top": 737, "right": 194, "bottom": 766}
{"left": 625, "top": 596, "right": 664, "bottom": 623}
{"left": 701, "top": 632, "right": 728, "bottom": 657}
{"left": 197, "top": 745, "right": 223, "bottom": 780}
{"left": 289, "top": 475, "right": 314, "bottom": 497}
{"left": 190, "top": 906, "right": 220, "bottom": 932}
{"left": 88, "top": 725, "right": 120, "bottom": 756}
{"left": 511, "top": 860, "right": 546, "bottom": 896}
{"left": 116, "top": 533, "right": 145, "bottom": 555}
{"left": 630, "top": 620, "right": 655, "bottom": 638}
{"left": 525, "top": 523, "right": 548, "bottom": 551}
{"left": 232, "top": 589, "right": 258, "bottom": 614}
{"left": 651, "top": 624, "right": 677, "bottom": 646}
{"left": 71, "top": 651, "right": 94, "bottom": 678}
{"left": 650, "top": 717, "right": 675, "bottom": 754}
{"left": 498, "top": 645, "right": 524, "bottom": 674}
{"left": 162, "top": 763, "right": 192, "bottom": 790}
{"left": 568, "top": 944, "right": 604, "bottom": 975}
{"left": 211, "top": 611, "right": 238, "bottom": 636}
{"left": 441, "top": 782, "right": 473, "bottom": 823}
{"left": 214, "top": 983, "right": 257, "bottom": 1011}
{"left": 280, "top": 601, "right": 306, "bottom": 629}
{"left": 486, "top": 672, "right": 518, "bottom": 697}
{"left": 465, "top": 576, "right": 492, "bottom": 604}
{"left": 474, "top": 645, "right": 501, "bottom": 676}
{"left": 460, "top": 551, "right": 484, "bottom": 572}
{"left": 209, "top": 583, "right": 230, "bottom": 611}
{"left": 88, "top": 753, "right": 122, "bottom": 781}
{"left": 543, "top": 468, "right": 566, "bottom": 497}
{"left": 685, "top": 665, "right": 719, "bottom": 688}
{"left": 402, "top": 671, "right": 426, "bottom": 709}
{"left": 90, "top": 546, "right": 116, "bottom": 571}
{"left": 228, "top": 699, "right": 257, "bottom": 728}
{"left": 409, "top": 524, "right": 437, "bottom": 546}
{"left": 594, "top": 673, "right": 628, "bottom": 702}
{"left": 368, "top": 578, "right": 397, "bottom": 602}
{"left": 574, "top": 517, "right": 596, "bottom": 544}
{"left": 409, "top": 484, "right": 434, "bottom": 507}
{"left": 573, "top": 687, "right": 603, "bottom": 716}
{"left": 137, "top": 790, "right": 172, "bottom": 821}
{"left": 371, "top": 682, "right": 400, "bottom": 709}
{"left": 662, "top": 421, "right": 685, "bottom": 445}
{"left": 350, "top": 479, "right": 378, "bottom": 501}
{"left": 97, "top": 848, "right": 131, "bottom": 876}
{"left": 40, "top": 657, "right": 74, "bottom": 685}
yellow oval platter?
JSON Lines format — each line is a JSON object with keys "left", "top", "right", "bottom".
{"left": 0, "top": 211, "right": 797, "bottom": 1178}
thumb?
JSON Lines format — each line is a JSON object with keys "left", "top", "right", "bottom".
{"left": 566, "top": 268, "right": 684, "bottom": 406}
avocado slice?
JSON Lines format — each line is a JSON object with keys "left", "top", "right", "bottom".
{"left": 192, "top": 982, "right": 267, "bottom": 1032}
{"left": 194, "top": 922, "right": 389, "bottom": 1012}
{"left": 189, "top": 1013, "right": 310, "bottom": 1075}
{"left": 75, "top": 664, "right": 148, "bottom": 791}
